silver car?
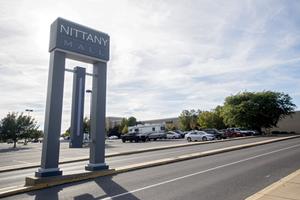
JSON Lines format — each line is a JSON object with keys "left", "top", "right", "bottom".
{"left": 185, "top": 131, "right": 215, "bottom": 142}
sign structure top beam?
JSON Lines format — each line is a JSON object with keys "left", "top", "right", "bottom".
{"left": 49, "top": 17, "right": 110, "bottom": 63}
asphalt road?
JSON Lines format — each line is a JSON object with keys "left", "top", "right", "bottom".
{"left": 0, "top": 137, "right": 275, "bottom": 168}
{"left": 2, "top": 137, "right": 300, "bottom": 199}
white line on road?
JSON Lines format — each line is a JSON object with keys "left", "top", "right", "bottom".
{"left": 14, "top": 160, "right": 32, "bottom": 164}
{"left": 107, "top": 146, "right": 207, "bottom": 164}
{"left": 101, "top": 143, "right": 300, "bottom": 200}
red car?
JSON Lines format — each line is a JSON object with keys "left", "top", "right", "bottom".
{"left": 224, "top": 128, "right": 244, "bottom": 137}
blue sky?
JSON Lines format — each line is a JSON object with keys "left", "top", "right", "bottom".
{"left": 0, "top": 0, "right": 299, "bottom": 131}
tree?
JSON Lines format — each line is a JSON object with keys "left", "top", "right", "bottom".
{"left": 179, "top": 109, "right": 201, "bottom": 131}
{"left": 0, "top": 112, "right": 39, "bottom": 148}
{"left": 119, "top": 118, "right": 128, "bottom": 134}
{"left": 122, "top": 125, "right": 128, "bottom": 134}
{"left": 62, "top": 128, "right": 70, "bottom": 138}
{"left": 29, "top": 129, "right": 44, "bottom": 141}
{"left": 127, "top": 116, "right": 137, "bottom": 126}
{"left": 108, "top": 125, "right": 121, "bottom": 137}
{"left": 165, "top": 122, "right": 176, "bottom": 131}
{"left": 118, "top": 116, "right": 138, "bottom": 134}
{"left": 83, "top": 117, "right": 90, "bottom": 134}
{"left": 222, "top": 91, "right": 296, "bottom": 132}
{"left": 198, "top": 106, "right": 226, "bottom": 129}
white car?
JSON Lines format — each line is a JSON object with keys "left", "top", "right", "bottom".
{"left": 185, "top": 131, "right": 215, "bottom": 142}
{"left": 166, "top": 131, "right": 181, "bottom": 139}
{"left": 108, "top": 135, "right": 119, "bottom": 140}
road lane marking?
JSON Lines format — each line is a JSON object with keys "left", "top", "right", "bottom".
{"left": 101, "top": 143, "right": 300, "bottom": 200}
{"left": 107, "top": 147, "right": 208, "bottom": 164}
{"left": 15, "top": 160, "right": 32, "bottom": 164}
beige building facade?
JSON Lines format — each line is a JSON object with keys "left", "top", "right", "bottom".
{"left": 105, "top": 117, "right": 179, "bottom": 130}
{"left": 105, "top": 117, "right": 123, "bottom": 130}
{"left": 270, "top": 111, "right": 300, "bottom": 133}
{"left": 142, "top": 117, "right": 179, "bottom": 129}
{"left": 142, "top": 117, "right": 179, "bottom": 126}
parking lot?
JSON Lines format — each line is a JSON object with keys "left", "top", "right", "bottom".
{"left": 0, "top": 138, "right": 189, "bottom": 168}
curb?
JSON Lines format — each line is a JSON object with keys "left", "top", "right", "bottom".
{"left": 0, "top": 136, "right": 257, "bottom": 173}
{"left": 0, "top": 135, "right": 299, "bottom": 198}
{"left": 245, "top": 169, "right": 300, "bottom": 200}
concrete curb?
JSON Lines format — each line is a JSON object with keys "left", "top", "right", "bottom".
{"left": 0, "top": 136, "right": 257, "bottom": 173}
{"left": 0, "top": 135, "right": 299, "bottom": 198}
{"left": 245, "top": 169, "right": 300, "bottom": 200}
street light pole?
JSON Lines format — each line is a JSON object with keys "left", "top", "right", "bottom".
{"left": 85, "top": 89, "right": 92, "bottom": 141}
{"left": 25, "top": 109, "right": 34, "bottom": 116}
{"left": 24, "top": 109, "right": 34, "bottom": 145}
{"left": 86, "top": 90, "right": 92, "bottom": 117}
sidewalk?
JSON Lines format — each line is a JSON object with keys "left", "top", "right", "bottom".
{"left": 246, "top": 169, "right": 300, "bottom": 200}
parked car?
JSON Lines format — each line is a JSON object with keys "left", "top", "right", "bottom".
{"left": 225, "top": 128, "right": 257, "bottom": 137}
{"left": 174, "top": 130, "right": 185, "bottom": 138}
{"left": 239, "top": 129, "right": 261, "bottom": 136}
{"left": 6, "top": 139, "right": 13, "bottom": 144}
{"left": 148, "top": 132, "right": 167, "bottom": 141}
{"left": 121, "top": 132, "right": 149, "bottom": 143}
{"left": 224, "top": 128, "right": 244, "bottom": 137}
{"left": 108, "top": 135, "right": 119, "bottom": 140}
{"left": 202, "top": 128, "right": 226, "bottom": 139}
{"left": 17, "top": 139, "right": 25, "bottom": 144}
{"left": 166, "top": 131, "right": 181, "bottom": 139}
{"left": 185, "top": 131, "right": 215, "bottom": 142}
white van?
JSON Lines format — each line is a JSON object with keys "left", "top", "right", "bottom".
{"left": 128, "top": 124, "right": 165, "bottom": 134}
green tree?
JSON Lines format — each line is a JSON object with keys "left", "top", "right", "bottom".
{"left": 222, "top": 91, "right": 296, "bottom": 132}
{"left": 62, "top": 128, "right": 70, "bottom": 138}
{"left": 83, "top": 117, "right": 90, "bottom": 134}
{"left": 118, "top": 117, "right": 138, "bottom": 134}
{"left": 179, "top": 109, "right": 201, "bottom": 131}
{"left": 122, "top": 125, "right": 128, "bottom": 134}
{"left": 108, "top": 125, "right": 121, "bottom": 137}
{"left": 198, "top": 106, "right": 226, "bottom": 129}
{"left": 119, "top": 118, "right": 128, "bottom": 134}
{"left": 29, "top": 129, "right": 44, "bottom": 141}
{"left": 0, "top": 112, "right": 39, "bottom": 148}
{"left": 127, "top": 116, "right": 137, "bottom": 126}
{"left": 63, "top": 117, "right": 90, "bottom": 138}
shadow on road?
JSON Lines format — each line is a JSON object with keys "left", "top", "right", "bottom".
{"left": 0, "top": 147, "right": 31, "bottom": 153}
{"left": 29, "top": 186, "right": 61, "bottom": 200}
{"left": 73, "top": 175, "right": 141, "bottom": 200}
{"left": 81, "top": 143, "right": 118, "bottom": 149}
{"left": 27, "top": 174, "right": 140, "bottom": 200}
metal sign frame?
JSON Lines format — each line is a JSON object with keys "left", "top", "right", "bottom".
{"left": 36, "top": 18, "right": 109, "bottom": 177}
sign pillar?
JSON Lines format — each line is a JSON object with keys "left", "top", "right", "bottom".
{"left": 69, "top": 67, "right": 86, "bottom": 148}
{"left": 36, "top": 17, "right": 110, "bottom": 177}
{"left": 85, "top": 62, "right": 108, "bottom": 171}
{"left": 36, "top": 51, "right": 65, "bottom": 177}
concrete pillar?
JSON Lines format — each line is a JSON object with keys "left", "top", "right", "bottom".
{"left": 35, "top": 51, "right": 65, "bottom": 177}
{"left": 69, "top": 67, "right": 86, "bottom": 148}
{"left": 85, "top": 62, "right": 108, "bottom": 171}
